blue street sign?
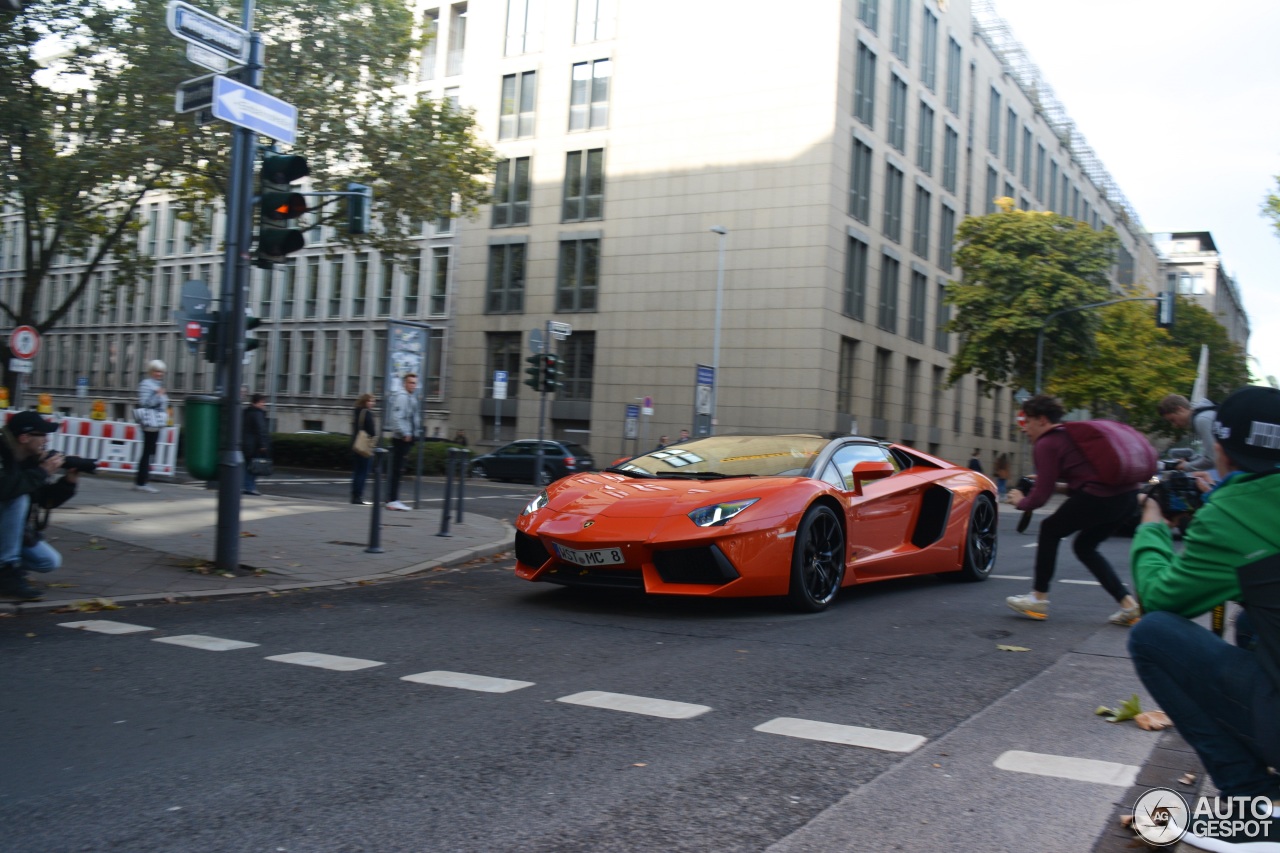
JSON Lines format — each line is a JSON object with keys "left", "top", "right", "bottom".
{"left": 211, "top": 76, "right": 297, "bottom": 144}
{"left": 626, "top": 404, "right": 639, "bottom": 418}
{"left": 697, "top": 365, "right": 715, "bottom": 386}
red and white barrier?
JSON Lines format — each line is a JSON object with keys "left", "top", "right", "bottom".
{"left": 2, "top": 412, "right": 179, "bottom": 478}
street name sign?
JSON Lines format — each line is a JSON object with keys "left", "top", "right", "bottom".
{"left": 211, "top": 76, "right": 297, "bottom": 144}
{"left": 186, "top": 42, "right": 229, "bottom": 74}
{"left": 175, "top": 72, "right": 218, "bottom": 114}
{"left": 9, "top": 358, "right": 33, "bottom": 374}
{"left": 549, "top": 321, "right": 573, "bottom": 339}
{"left": 166, "top": 1, "right": 249, "bottom": 65}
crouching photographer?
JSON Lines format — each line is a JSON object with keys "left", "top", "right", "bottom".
{"left": 1, "top": 411, "right": 96, "bottom": 601}
{"left": 1129, "top": 386, "right": 1280, "bottom": 837}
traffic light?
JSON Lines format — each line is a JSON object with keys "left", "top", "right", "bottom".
{"left": 244, "top": 313, "right": 263, "bottom": 354}
{"left": 256, "top": 153, "right": 309, "bottom": 268}
{"left": 524, "top": 353, "right": 544, "bottom": 392}
{"left": 346, "top": 183, "right": 372, "bottom": 235}
{"left": 542, "top": 354, "right": 561, "bottom": 393}
{"left": 1155, "top": 290, "right": 1175, "bottom": 329}
{"left": 202, "top": 311, "right": 222, "bottom": 363}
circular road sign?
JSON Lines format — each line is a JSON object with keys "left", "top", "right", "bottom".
{"left": 9, "top": 325, "right": 40, "bottom": 359}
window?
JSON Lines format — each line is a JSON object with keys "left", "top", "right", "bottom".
{"left": 486, "top": 243, "right": 526, "bottom": 313}
{"left": 890, "top": 0, "right": 910, "bottom": 62}
{"left": 556, "top": 237, "right": 599, "bottom": 312}
{"left": 559, "top": 332, "right": 595, "bottom": 400}
{"left": 164, "top": 206, "right": 178, "bottom": 255}
{"left": 419, "top": 8, "right": 439, "bottom": 81}
{"left": 256, "top": 267, "right": 273, "bottom": 320}
{"left": 345, "top": 331, "right": 364, "bottom": 396}
{"left": 1082, "top": 200, "right": 1091, "bottom": 228}
{"left": 1060, "top": 172, "right": 1069, "bottom": 215}
{"left": 1072, "top": 186, "right": 1080, "bottom": 221}
{"left": 499, "top": 70, "right": 536, "bottom": 139}
{"left": 280, "top": 260, "right": 296, "bottom": 320}
{"left": 575, "top": 0, "right": 615, "bottom": 42}
{"left": 328, "top": 257, "right": 344, "bottom": 318}
{"left": 430, "top": 246, "right": 450, "bottom": 316}
{"left": 883, "top": 163, "right": 904, "bottom": 242}
{"left": 877, "top": 253, "right": 899, "bottom": 333}
{"left": 849, "top": 137, "right": 873, "bottom": 224}
{"left": 487, "top": 332, "right": 524, "bottom": 399}
{"left": 920, "top": 8, "right": 938, "bottom": 91}
{"left": 563, "top": 149, "right": 604, "bottom": 221}
{"left": 904, "top": 357, "right": 919, "bottom": 425}
{"left": 404, "top": 251, "right": 422, "bottom": 316}
{"left": 916, "top": 101, "right": 934, "bottom": 174}
{"left": 492, "top": 157, "right": 531, "bottom": 226}
{"left": 938, "top": 203, "right": 956, "bottom": 271}
{"left": 298, "top": 332, "right": 315, "bottom": 395}
{"left": 322, "top": 330, "right": 338, "bottom": 396}
{"left": 1003, "top": 181, "right": 1014, "bottom": 202}
{"left": 985, "top": 166, "right": 998, "bottom": 214}
{"left": 873, "top": 348, "right": 891, "bottom": 423}
{"left": 987, "top": 87, "right": 1001, "bottom": 155}
{"left": 377, "top": 256, "right": 395, "bottom": 316}
{"left": 934, "top": 281, "right": 950, "bottom": 352}
{"left": 942, "top": 126, "right": 958, "bottom": 194}
{"left": 911, "top": 185, "right": 931, "bottom": 258}
{"left": 1035, "top": 143, "right": 1046, "bottom": 201}
{"left": 837, "top": 337, "right": 858, "bottom": 416}
{"left": 888, "top": 74, "right": 908, "bottom": 151}
{"left": 304, "top": 256, "right": 320, "bottom": 318}
{"left": 424, "top": 328, "right": 445, "bottom": 399}
{"left": 505, "top": 0, "right": 541, "bottom": 55}
{"left": 945, "top": 38, "right": 962, "bottom": 114}
{"left": 276, "top": 332, "right": 292, "bottom": 396}
{"left": 1049, "top": 160, "right": 1058, "bottom": 211}
{"left": 569, "top": 59, "right": 610, "bottom": 131}
{"left": 446, "top": 3, "right": 466, "bottom": 76}
{"left": 1021, "top": 126, "right": 1032, "bottom": 186}
{"left": 854, "top": 42, "right": 876, "bottom": 126}
{"left": 845, "top": 235, "right": 869, "bottom": 320}
{"left": 146, "top": 204, "right": 159, "bottom": 256}
{"left": 353, "top": 252, "right": 369, "bottom": 316}
{"left": 907, "top": 270, "right": 927, "bottom": 342}
{"left": 857, "top": 0, "right": 878, "bottom": 32}
{"left": 1005, "top": 109, "right": 1017, "bottom": 170}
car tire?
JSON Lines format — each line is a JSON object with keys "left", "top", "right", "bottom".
{"left": 536, "top": 467, "right": 554, "bottom": 486}
{"left": 787, "top": 505, "right": 845, "bottom": 612}
{"left": 957, "top": 493, "right": 998, "bottom": 582}
{"left": 471, "top": 464, "right": 488, "bottom": 480}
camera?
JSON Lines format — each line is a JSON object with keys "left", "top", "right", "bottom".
{"left": 43, "top": 451, "right": 100, "bottom": 474}
{"left": 1144, "top": 469, "right": 1203, "bottom": 520}
{"left": 1013, "top": 476, "right": 1036, "bottom": 533}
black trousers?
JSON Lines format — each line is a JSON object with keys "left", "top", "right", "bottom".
{"left": 388, "top": 438, "right": 412, "bottom": 502}
{"left": 136, "top": 429, "right": 160, "bottom": 485}
{"left": 1032, "top": 490, "right": 1137, "bottom": 600}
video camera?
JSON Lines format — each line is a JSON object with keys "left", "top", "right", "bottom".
{"left": 1144, "top": 448, "right": 1203, "bottom": 523}
{"left": 43, "top": 451, "right": 100, "bottom": 475}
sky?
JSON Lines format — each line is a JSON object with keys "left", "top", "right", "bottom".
{"left": 990, "top": 0, "right": 1280, "bottom": 385}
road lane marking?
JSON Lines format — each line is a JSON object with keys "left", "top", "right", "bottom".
{"left": 753, "top": 717, "right": 927, "bottom": 753}
{"left": 265, "top": 652, "right": 384, "bottom": 671}
{"left": 59, "top": 620, "right": 154, "bottom": 634}
{"left": 557, "top": 690, "right": 711, "bottom": 719}
{"left": 401, "top": 670, "right": 533, "bottom": 693}
{"left": 1059, "top": 579, "right": 1101, "bottom": 586}
{"left": 152, "top": 635, "right": 258, "bottom": 651}
{"left": 991, "top": 575, "right": 1031, "bottom": 581}
{"left": 994, "top": 750, "right": 1138, "bottom": 787}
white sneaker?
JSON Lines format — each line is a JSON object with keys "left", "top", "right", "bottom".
{"left": 385, "top": 500, "right": 410, "bottom": 511}
{"left": 134, "top": 484, "right": 159, "bottom": 493}
{"left": 1006, "top": 592, "right": 1049, "bottom": 620}
{"left": 1108, "top": 604, "right": 1142, "bottom": 627}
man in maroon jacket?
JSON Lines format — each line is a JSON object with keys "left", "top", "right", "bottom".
{"left": 1005, "top": 394, "right": 1142, "bottom": 626}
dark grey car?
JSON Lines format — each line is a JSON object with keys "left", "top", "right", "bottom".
{"left": 470, "top": 440, "right": 595, "bottom": 485}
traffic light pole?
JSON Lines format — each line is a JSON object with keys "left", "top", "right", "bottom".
{"left": 214, "top": 12, "right": 261, "bottom": 573}
{"left": 1033, "top": 293, "right": 1169, "bottom": 395}
{"left": 532, "top": 322, "right": 550, "bottom": 486}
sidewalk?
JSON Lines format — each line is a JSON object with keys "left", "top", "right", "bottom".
{"left": 1, "top": 472, "right": 514, "bottom": 614}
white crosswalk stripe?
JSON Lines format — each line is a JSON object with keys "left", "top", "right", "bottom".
{"left": 401, "top": 670, "right": 533, "bottom": 693}
{"left": 265, "top": 652, "right": 384, "bottom": 671}
{"left": 753, "top": 717, "right": 927, "bottom": 753}
{"left": 59, "top": 620, "right": 154, "bottom": 634}
{"left": 152, "top": 634, "right": 259, "bottom": 651}
{"left": 994, "top": 749, "right": 1139, "bottom": 787}
{"left": 557, "top": 690, "right": 711, "bottom": 719}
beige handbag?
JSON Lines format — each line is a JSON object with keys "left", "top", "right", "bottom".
{"left": 353, "top": 431, "right": 376, "bottom": 458}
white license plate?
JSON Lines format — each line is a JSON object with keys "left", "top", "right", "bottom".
{"left": 554, "top": 544, "right": 624, "bottom": 566}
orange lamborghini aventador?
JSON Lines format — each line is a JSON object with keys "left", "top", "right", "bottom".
{"left": 513, "top": 433, "right": 999, "bottom": 611}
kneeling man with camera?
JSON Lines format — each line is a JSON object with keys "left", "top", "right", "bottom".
{"left": 1, "top": 411, "right": 92, "bottom": 600}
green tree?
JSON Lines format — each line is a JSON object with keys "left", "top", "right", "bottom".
{"left": 1161, "top": 296, "right": 1251, "bottom": 403}
{"left": 0, "top": 0, "right": 494, "bottom": 384}
{"left": 946, "top": 203, "right": 1120, "bottom": 393}
{"left": 1263, "top": 175, "right": 1280, "bottom": 239}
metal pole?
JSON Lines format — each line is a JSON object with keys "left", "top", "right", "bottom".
{"left": 532, "top": 321, "right": 550, "bottom": 487}
{"left": 710, "top": 226, "right": 727, "bottom": 435}
{"left": 365, "top": 448, "right": 385, "bottom": 553}
{"left": 454, "top": 448, "right": 468, "bottom": 523}
{"left": 437, "top": 448, "right": 453, "bottom": 537}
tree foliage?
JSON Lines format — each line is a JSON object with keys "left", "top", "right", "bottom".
{"left": 946, "top": 202, "right": 1120, "bottom": 392}
{"left": 1263, "top": 174, "right": 1280, "bottom": 240}
{"left": 0, "top": 0, "right": 494, "bottom": 355}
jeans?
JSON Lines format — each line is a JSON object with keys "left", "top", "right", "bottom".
{"left": 1130, "top": 611, "right": 1280, "bottom": 797}
{"left": 1033, "top": 490, "right": 1135, "bottom": 600}
{"left": 136, "top": 429, "right": 160, "bottom": 486}
{"left": 0, "top": 494, "right": 61, "bottom": 573}
{"left": 351, "top": 453, "right": 372, "bottom": 500}
{"left": 388, "top": 439, "right": 412, "bottom": 502}
{"left": 243, "top": 468, "right": 258, "bottom": 493}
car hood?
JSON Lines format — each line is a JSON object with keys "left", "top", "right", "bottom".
{"left": 542, "top": 471, "right": 815, "bottom": 519}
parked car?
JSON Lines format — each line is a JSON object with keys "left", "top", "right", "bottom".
{"left": 470, "top": 440, "right": 595, "bottom": 485}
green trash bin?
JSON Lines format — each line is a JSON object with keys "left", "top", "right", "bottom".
{"left": 184, "top": 395, "right": 221, "bottom": 481}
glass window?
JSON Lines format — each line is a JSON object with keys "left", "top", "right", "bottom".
{"left": 987, "top": 87, "right": 1001, "bottom": 155}
{"left": 825, "top": 443, "right": 896, "bottom": 490}
{"left": 505, "top": 0, "right": 541, "bottom": 55}
{"left": 912, "top": 185, "right": 931, "bottom": 259}
{"left": 492, "top": 157, "right": 531, "bottom": 227}
{"left": 1021, "top": 126, "right": 1032, "bottom": 186}
{"left": 404, "top": 251, "right": 422, "bottom": 316}
{"left": 890, "top": 0, "right": 910, "bottom": 62}
{"left": 934, "top": 281, "right": 950, "bottom": 352}
{"left": 487, "top": 331, "right": 523, "bottom": 399}
{"left": 938, "top": 204, "right": 956, "bottom": 272}
{"left": 353, "top": 253, "right": 369, "bottom": 317}
{"left": 883, "top": 163, "right": 904, "bottom": 242}
{"left": 555, "top": 237, "right": 599, "bottom": 312}
{"left": 945, "top": 38, "right": 962, "bottom": 114}
{"left": 430, "top": 246, "right": 450, "bottom": 316}
{"left": 916, "top": 101, "right": 934, "bottom": 174}
{"left": 845, "top": 235, "right": 868, "bottom": 321}
{"left": 499, "top": 70, "right": 537, "bottom": 139}
{"left": 563, "top": 149, "right": 604, "bottom": 222}
{"left": 569, "top": 59, "right": 610, "bottom": 131}
{"left": 446, "top": 3, "right": 466, "bottom": 76}
{"left": 419, "top": 8, "right": 439, "bottom": 82}
{"left": 1005, "top": 109, "right": 1017, "bottom": 170}
{"left": 857, "top": 0, "right": 878, "bottom": 32}
{"left": 328, "top": 257, "right": 344, "bottom": 318}
{"left": 985, "top": 166, "right": 998, "bottom": 214}
{"left": 849, "top": 137, "right": 873, "bottom": 223}
{"left": 575, "top": 0, "right": 616, "bottom": 42}
{"left": 908, "top": 270, "right": 927, "bottom": 342}
{"left": 854, "top": 42, "right": 876, "bottom": 127}
{"left": 920, "top": 8, "right": 938, "bottom": 91}
{"left": 877, "top": 253, "right": 899, "bottom": 333}
{"left": 888, "top": 74, "right": 908, "bottom": 152}
{"left": 304, "top": 256, "right": 320, "bottom": 319}
{"left": 837, "top": 337, "right": 858, "bottom": 416}
{"left": 559, "top": 332, "right": 595, "bottom": 400}
{"left": 486, "top": 243, "right": 525, "bottom": 314}
{"left": 345, "top": 331, "right": 364, "bottom": 396}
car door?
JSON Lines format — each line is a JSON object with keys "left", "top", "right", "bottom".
{"left": 820, "top": 443, "right": 920, "bottom": 574}
{"left": 492, "top": 442, "right": 532, "bottom": 480}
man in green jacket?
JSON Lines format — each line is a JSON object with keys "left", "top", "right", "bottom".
{"left": 1129, "top": 386, "right": 1280, "bottom": 809}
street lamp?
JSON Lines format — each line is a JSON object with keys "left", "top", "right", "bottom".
{"left": 710, "top": 225, "right": 727, "bottom": 434}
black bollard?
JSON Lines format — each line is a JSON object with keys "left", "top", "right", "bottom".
{"left": 454, "top": 448, "right": 469, "bottom": 523}
{"left": 436, "top": 448, "right": 454, "bottom": 537}
{"left": 366, "top": 447, "right": 387, "bottom": 553}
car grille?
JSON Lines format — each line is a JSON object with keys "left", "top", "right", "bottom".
{"left": 540, "top": 565, "right": 644, "bottom": 590}
{"left": 514, "top": 531, "right": 551, "bottom": 568}
{"left": 652, "top": 545, "right": 740, "bottom": 585}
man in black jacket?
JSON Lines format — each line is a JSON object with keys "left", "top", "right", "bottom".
{"left": 241, "top": 394, "right": 271, "bottom": 496}
{"left": 1, "top": 412, "right": 74, "bottom": 600}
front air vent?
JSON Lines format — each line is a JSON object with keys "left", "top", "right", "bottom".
{"left": 652, "top": 545, "right": 740, "bottom": 584}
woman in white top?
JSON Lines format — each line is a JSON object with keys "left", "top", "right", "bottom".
{"left": 135, "top": 360, "right": 169, "bottom": 492}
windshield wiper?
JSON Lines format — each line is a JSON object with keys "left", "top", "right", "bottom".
{"left": 656, "top": 471, "right": 755, "bottom": 480}
{"left": 603, "top": 465, "right": 657, "bottom": 478}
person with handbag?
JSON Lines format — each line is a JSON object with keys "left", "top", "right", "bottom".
{"left": 241, "top": 393, "right": 271, "bottom": 496}
{"left": 350, "top": 393, "right": 377, "bottom": 505}
{"left": 134, "top": 359, "right": 169, "bottom": 493}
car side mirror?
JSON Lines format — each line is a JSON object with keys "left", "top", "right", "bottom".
{"left": 848, "top": 461, "right": 895, "bottom": 495}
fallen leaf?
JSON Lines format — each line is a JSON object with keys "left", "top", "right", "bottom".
{"left": 70, "top": 598, "right": 121, "bottom": 612}
{"left": 46, "top": 583, "right": 74, "bottom": 588}
{"left": 1096, "top": 693, "right": 1143, "bottom": 723}
{"left": 1177, "top": 772, "right": 1197, "bottom": 786}
{"left": 996, "top": 644, "right": 1031, "bottom": 652}
{"left": 25, "top": 632, "right": 36, "bottom": 638}
{"left": 1135, "top": 710, "right": 1173, "bottom": 731}
{"left": 240, "top": 531, "right": 257, "bottom": 538}
{"left": 1120, "top": 814, "right": 1134, "bottom": 829}
{"left": 632, "top": 763, "right": 647, "bottom": 767}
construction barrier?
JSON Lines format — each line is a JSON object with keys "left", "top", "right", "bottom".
{"left": 2, "top": 411, "right": 180, "bottom": 479}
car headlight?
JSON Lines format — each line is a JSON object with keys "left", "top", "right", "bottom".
{"left": 522, "top": 490, "right": 549, "bottom": 516}
{"left": 687, "top": 498, "right": 759, "bottom": 527}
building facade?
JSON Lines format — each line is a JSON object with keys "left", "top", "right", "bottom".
{"left": 1153, "top": 231, "right": 1251, "bottom": 348}
{"left": 3, "top": 0, "right": 1177, "bottom": 470}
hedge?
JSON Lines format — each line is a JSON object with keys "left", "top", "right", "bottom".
{"left": 190, "top": 433, "right": 467, "bottom": 475}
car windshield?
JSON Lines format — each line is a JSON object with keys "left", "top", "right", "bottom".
{"left": 562, "top": 443, "right": 591, "bottom": 458}
{"left": 615, "top": 435, "right": 828, "bottom": 478}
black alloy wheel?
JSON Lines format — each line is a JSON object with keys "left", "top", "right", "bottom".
{"left": 957, "top": 493, "right": 998, "bottom": 581}
{"left": 787, "top": 505, "right": 846, "bottom": 612}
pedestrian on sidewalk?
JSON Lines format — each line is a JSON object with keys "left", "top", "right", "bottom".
{"left": 968, "top": 449, "right": 984, "bottom": 473}
{"left": 452, "top": 429, "right": 468, "bottom": 447}
{"left": 1, "top": 412, "right": 68, "bottom": 600}
{"left": 133, "top": 360, "right": 168, "bottom": 493}
{"left": 241, "top": 393, "right": 270, "bottom": 496}
{"left": 993, "top": 452, "right": 1010, "bottom": 498}
{"left": 1004, "top": 394, "right": 1141, "bottom": 625}
{"left": 350, "top": 392, "right": 376, "bottom": 505}
{"left": 386, "top": 374, "right": 421, "bottom": 512}
{"left": 1128, "top": 385, "right": 1280, "bottom": 808}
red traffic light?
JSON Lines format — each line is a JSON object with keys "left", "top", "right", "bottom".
{"left": 185, "top": 320, "right": 204, "bottom": 342}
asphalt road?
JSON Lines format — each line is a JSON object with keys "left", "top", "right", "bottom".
{"left": 1, "top": 515, "right": 1148, "bottom": 852}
